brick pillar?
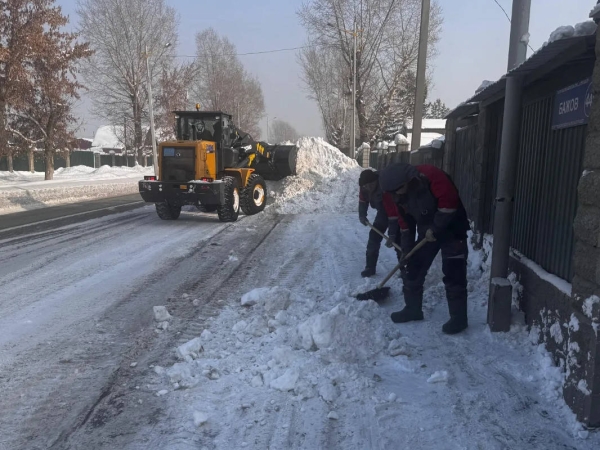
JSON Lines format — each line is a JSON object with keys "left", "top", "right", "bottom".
{"left": 570, "top": 30, "right": 600, "bottom": 428}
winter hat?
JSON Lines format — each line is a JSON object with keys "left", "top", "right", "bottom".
{"left": 359, "top": 169, "right": 378, "bottom": 186}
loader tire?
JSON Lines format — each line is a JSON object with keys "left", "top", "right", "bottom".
{"left": 241, "top": 174, "right": 267, "bottom": 215}
{"left": 217, "top": 176, "right": 240, "bottom": 222}
{"left": 196, "top": 204, "right": 218, "bottom": 213}
{"left": 155, "top": 201, "right": 181, "bottom": 220}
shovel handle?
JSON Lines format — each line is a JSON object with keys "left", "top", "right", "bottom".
{"left": 376, "top": 237, "right": 429, "bottom": 289}
{"left": 365, "top": 219, "right": 404, "bottom": 254}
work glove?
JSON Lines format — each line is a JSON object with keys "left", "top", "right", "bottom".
{"left": 359, "top": 216, "right": 368, "bottom": 226}
{"left": 425, "top": 228, "right": 437, "bottom": 243}
{"left": 385, "top": 235, "right": 397, "bottom": 248}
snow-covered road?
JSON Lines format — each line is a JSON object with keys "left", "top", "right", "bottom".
{"left": 0, "top": 205, "right": 240, "bottom": 449}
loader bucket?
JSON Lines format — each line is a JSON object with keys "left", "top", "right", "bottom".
{"left": 253, "top": 145, "right": 298, "bottom": 181}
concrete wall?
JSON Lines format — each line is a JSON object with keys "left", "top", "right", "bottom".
{"left": 567, "top": 30, "right": 600, "bottom": 427}
{"left": 510, "top": 256, "right": 599, "bottom": 425}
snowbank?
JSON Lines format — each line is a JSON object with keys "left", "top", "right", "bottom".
{"left": 267, "top": 137, "right": 362, "bottom": 214}
{"left": 0, "top": 165, "right": 152, "bottom": 213}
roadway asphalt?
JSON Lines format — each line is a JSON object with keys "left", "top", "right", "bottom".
{"left": 0, "top": 194, "right": 147, "bottom": 239}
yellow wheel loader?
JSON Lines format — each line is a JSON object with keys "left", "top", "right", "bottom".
{"left": 138, "top": 110, "right": 297, "bottom": 222}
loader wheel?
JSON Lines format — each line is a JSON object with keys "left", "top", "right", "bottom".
{"left": 241, "top": 174, "right": 267, "bottom": 215}
{"left": 217, "top": 176, "right": 240, "bottom": 222}
{"left": 155, "top": 201, "right": 181, "bottom": 220}
{"left": 196, "top": 204, "right": 218, "bottom": 213}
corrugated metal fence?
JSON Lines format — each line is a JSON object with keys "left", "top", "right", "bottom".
{"left": 452, "top": 124, "right": 479, "bottom": 221}
{"left": 512, "top": 95, "right": 585, "bottom": 282}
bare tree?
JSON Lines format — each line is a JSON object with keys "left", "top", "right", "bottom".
{"left": 1, "top": 0, "right": 90, "bottom": 179}
{"left": 77, "top": 0, "right": 178, "bottom": 163}
{"left": 0, "top": 0, "right": 68, "bottom": 171}
{"left": 298, "top": 0, "right": 442, "bottom": 145}
{"left": 270, "top": 119, "right": 300, "bottom": 143}
{"left": 192, "top": 28, "right": 265, "bottom": 138}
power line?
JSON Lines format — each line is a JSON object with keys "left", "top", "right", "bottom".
{"left": 491, "top": 0, "right": 535, "bottom": 52}
{"left": 172, "top": 43, "right": 339, "bottom": 59}
{"left": 492, "top": 0, "right": 511, "bottom": 22}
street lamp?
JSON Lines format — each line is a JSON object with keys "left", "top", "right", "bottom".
{"left": 145, "top": 42, "right": 171, "bottom": 176}
{"left": 328, "top": 21, "right": 362, "bottom": 159}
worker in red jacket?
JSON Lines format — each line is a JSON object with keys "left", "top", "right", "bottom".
{"left": 358, "top": 169, "right": 403, "bottom": 276}
{"left": 379, "top": 163, "right": 470, "bottom": 334}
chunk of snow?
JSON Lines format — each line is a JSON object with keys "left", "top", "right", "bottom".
{"left": 318, "top": 381, "right": 340, "bottom": 403}
{"left": 387, "top": 393, "right": 397, "bottom": 402}
{"left": 582, "top": 295, "right": 599, "bottom": 319}
{"left": 177, "top": 337, "right": 204, "bottom": 361}
{"left": 568, "top": 314, "right": 580, "bottom": 332}
{"left": 156, "top": 389, "right": 169, "bottom": 397}
{"left": 575, "top": 20, "right": 597, "bottom": 36}
{"left": 153, "top": 306, "right": 172, "bottom": 322}
{"left": 476, "top": 80, "right": 495, "bottom": 93}
{"left": 550, "top": 322, "right": 564, "bottom": 344}
{"left": 232, "top": 320, "right": 248, "bottom": 332}
{"left": 427, "top": 371, "right": 449, "bottom": 383}
{"left": 270, "top": 369, "right": 300, "bottom": 391}
{"left": 394, "top": 133, "right": 410, "bottom": 146}
{"left": 251, "top": 374, "right": 263, "bottom": 387}
{"left": 200, "top": 329, "right": 212, "bottom": 341}
{"left": 327, "top": 411, "right": 339, "bottom": 420}
{"left": 241, "top": 288, "right": 269, "bottom": 306}
{"left": 549, "top": 26, "right": 575, "bottom": 43}
{"left": 520, "top": 32, "right": 530, "bottom": 44}
{"left": 193, "top": 411, "right": 209, "bottom": 426}
{"left": 577, "top": 380, "right": 591, "bottom": 396}
{"left": 130, "top": 362, "right": 138, "bottom": 368}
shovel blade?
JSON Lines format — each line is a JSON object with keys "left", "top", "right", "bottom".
{"left": 356, "top": 286, "right": 391, "bottom": 302}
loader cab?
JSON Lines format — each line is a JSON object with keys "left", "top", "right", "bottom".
{"left": 173, "top": 110, "right": 239, "bottom": 174}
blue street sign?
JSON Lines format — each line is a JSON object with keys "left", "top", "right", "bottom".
{"left": 552, "top": 78, "right": 593, "bottom": 130}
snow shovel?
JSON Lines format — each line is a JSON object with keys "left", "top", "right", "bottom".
{"left": 356, "top": 225, "right": 428, "bottom": 302}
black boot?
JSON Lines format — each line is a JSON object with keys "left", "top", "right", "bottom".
{"left": 391, "top": 307, "right": 424, "bottom": 323}
{"left": 361, "top": 267, "right": 376, "bottom": 277}
{"left": 391, "top": 290, "right": 423, "bottom": 323}
{"left": 443, "top": 298, "right": 468, "bottom": 334}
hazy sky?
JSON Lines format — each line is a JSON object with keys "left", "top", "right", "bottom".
{"left": 59, "top": 0, "right": 598, "bottom": 139}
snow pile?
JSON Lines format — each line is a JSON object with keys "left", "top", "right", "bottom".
{"left": 476, "top": 80, "right": 495, "bottom": 93}
{"left": 92, "top": 125, "right": 124, "bottom": 149}
{"left": 574, "top": 20, "right": 597, "bottom": 37}
{"left": 394, "top": 133, "right": 410, "bottom": 145}
{"left": 0, "top": 165, "right": 152, "bottom": 213}
{"left": 267, "top": 137, "right": 362, "bottom": 214}
{"left": 549, "top": 26, "right": 575, "bottom": 43}
{"left": 153, "top": 285, "right": 408, "bottom": 426}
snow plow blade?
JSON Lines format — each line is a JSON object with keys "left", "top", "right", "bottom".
{"left": 253, "top": 145, "right": 298, "bottom": 181}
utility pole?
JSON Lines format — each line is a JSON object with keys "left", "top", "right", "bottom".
{"left": 410, "top": 0, "right": 431, "bottom": 152}
{"left": 488, "top": 0, "right": 531, "bottom": 332}
{"left": 124, "top": 115, "right": 128, "bottom": 167}
{"left": 146, "top": 44, "right": 158, "bottom": 176}
{"left": 351, "top": 19, "right": 357, "bottom": 160}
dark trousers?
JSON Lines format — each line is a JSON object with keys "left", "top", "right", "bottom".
{"left": 401, "top": 234, "right": 468, "bottom": 318}
{"left": 366, "top": 210, "right": 403, "bottom": 269}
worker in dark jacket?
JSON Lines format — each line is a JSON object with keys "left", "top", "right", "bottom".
{"left": 379, "top": 163, "right": 470, "bottom": 334}
{"left": 358, "top": 169, "right": 402, "bottom": 277}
